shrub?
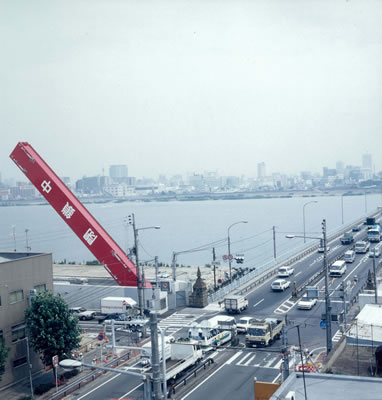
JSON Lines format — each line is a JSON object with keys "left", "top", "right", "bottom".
{"left": 34, "top": 382, "right": 55, "bottom": 395}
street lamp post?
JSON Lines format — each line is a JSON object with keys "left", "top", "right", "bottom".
{"left": 303, "top": 201, "right": 318, "bottom": 243}
{"left": 286, "top": 219, "right": 332, "bottom": 355}
{"left": 128, "top": 213, "right": 160, "bottom": 316}
{"left": 228, "top": 221, "right": 248, "bottom": 283}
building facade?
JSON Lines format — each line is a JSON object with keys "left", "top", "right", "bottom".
{"left": 0, "top": 252, "right": 53, "bottom": 389}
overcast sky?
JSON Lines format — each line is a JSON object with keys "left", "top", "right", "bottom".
{"left": 1, "top": 0, "right": 381, "bottom": 182}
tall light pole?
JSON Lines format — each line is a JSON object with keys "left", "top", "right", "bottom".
{"left": 128, "top": 213, "right": 160, "bottom": 316}
{"left": 228, "top": 221, "right": 248, "bottom": 283}
{"left": 286, "top": 218, "right": 332, "bottom": 355}
{"left": 303, "top": 201, "right": 318, "bottom": 243}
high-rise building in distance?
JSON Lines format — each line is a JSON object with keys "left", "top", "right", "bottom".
{"left": 109, "top": 165, "right": 128, "bottom": 182}
{"left": 362, "top": 153, "right": 372, "bottom": 170}
{"left": 257, "top": 162, "right": 266, "bottom": 179}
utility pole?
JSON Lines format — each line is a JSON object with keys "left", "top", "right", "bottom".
{"left": 172, "top": 252, "right": 177, "bottom": 282}
{"left": 341, "top": 281, "right": 347, "bottom": 332}
{"left": 273, "top": 226, "right": 276, "bottom": 259}
{"left": 296, "top": 325, "right": 308, "bottom": 400}
{"left": 150, "top": 308, "right": 162, "bottom": 399}
{"left": 130, "top": 213, "right": 144, "bottom": 316}
{"left": 281, "top": 315, "right": 289, "bottom": 382}
{"left": 25, "top": 229, "right": 31, "bottom": 252}
{"left": 323, "top": 219, "right": 332, "bottom": 354}
{"left": 213, "top": 247, "right": 217, "bottom": 291}
{"left": 373, "top": 254, "right": 378, "bottom": 304}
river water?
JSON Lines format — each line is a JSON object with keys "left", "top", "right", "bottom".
{"left": 0, "top": 194, "right": 381, "bottom": 268}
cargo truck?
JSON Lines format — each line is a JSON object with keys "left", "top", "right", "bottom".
{"left": 143, "top": 342, "right": 203, "bottom": 385}
{"left": 140, "top": 337, "right": 172, "bottom": 366}
{"left": 224, "top": 295, "right": 248, "bottom": 314}
{"left": 245, "top": 318, "right": 284, "bottom": 347}
{"left": 340, "top": 232, "right": 354, "bottom": 245}
{"left": 368, "top": 224, "right": 382, "bottom": 242}
{"left": 366, "top": 217, "right": 376, "bottom": 226}
{"left": 100, "top": 296, "right": 137, "bottom": 314}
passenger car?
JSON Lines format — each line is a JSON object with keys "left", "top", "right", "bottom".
{"left": 352, "top": 224, "right": 361, "bottom": 232}
{"left": 69, "top": 307, "right": 96, "bottom": 321}
{"left": 271, "top": 279, "right": 291, "bottom": 291}
{"left": 297, "top": 296, "right": 317, "bottom": 310}
{"left": 278, "top": 266, "right": 294, "bottom": 277}
{"left": 317, "top": 246, "right": 330, "bottom": 253}
{"left": 369, "top": 248, "right": 381, "bottom": 258}
{"left": 236, "top": 317, "right": 254, "bottom": 334}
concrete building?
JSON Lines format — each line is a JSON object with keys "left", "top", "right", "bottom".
{"left": 109, "top": 165, "right": 128, "bottom": 183}
{"left": 268, "top": 372, "right": 382, "bottom": 400}
{"left": 257, "top": 162, "right": 266, "bottom": 179}
{"left": 0, "top": 252, "right": 53, "bottom": 390}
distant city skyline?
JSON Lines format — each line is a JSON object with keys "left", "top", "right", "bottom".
{"left": 1, "top": 1, "right": 382, "bottom": 183}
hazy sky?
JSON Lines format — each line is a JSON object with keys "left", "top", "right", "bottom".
{"left": 1, "top": 0, "right": 381, "bottom": 182}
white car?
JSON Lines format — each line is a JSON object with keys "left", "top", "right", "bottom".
{"left": 369, "top": 248, "right": 381, "bottom": 258}
{"left": 297, "top": 296, "right": 317, "bottom": 310}
{"left": 70, "top": 307, "right": 96, "bottom": 321}
{"left": 236, "top": 317, "right": 254, "bottom": 334}
{"left": 271, "top": 279, "right": 291, "bottom": 291}
{"left": 278, "top": 266, "right": 294, "bottom": 277}
{"left": 317, "top": 246, "right": 330, "bottom": 253}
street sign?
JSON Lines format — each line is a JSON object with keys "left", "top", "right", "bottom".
{"left": 222, "top": 255, "right": 228, "bottom": 261}
{"left": 98, "top": 332, "right": 105, "bottom": 341}
{"left": 52, "top": 355, "right": 59, "bottom": 368}
{"left": 320, "top": 320, "right": 326, "bottom": 329}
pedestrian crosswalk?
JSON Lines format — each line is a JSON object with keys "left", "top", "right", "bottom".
{"left": 157, "top": 312, "right": 206, "bottom": 335}
{"left": 332, "top": 330, "right": 344, "bottom": 342}
{"left": 274, "top": 299, "right": 297, "bottom": 314}
{"left": 227, "top": 351, "right": 291, "bottom": 370}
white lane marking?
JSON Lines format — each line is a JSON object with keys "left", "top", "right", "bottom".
{"left": 244, "top": 354, "right": 256, "bottom": 366}
{"left": 180, "top": 356, "right": 229, "bottom": 399}
{"left": 272, "top": 373, "right": 281, "bottom": 383}
{"left": 332, "top": 330, "right": 343, "bottom": 342}
{"left": 253, "top": 298, "right": 265, "bottom": 308}
{"left": 295, "top": 272, "right": 302, "bottom": 277}
{"left": 265, "top": 357, "right": 277, "bottom": 368}
{"left": 77, "top": 373, "right": 121, "bottom": 399}
{"left": 274, "top": 359, "right": 283, "bottom": 370}
{"left": 226, "top": 351, "right": 242, "bottom": 365}
{"left": 119, "top": 383, "right": 143, "bottom": 400}
{"left": 236, "top": 352, "right": 253, "bottom": 366}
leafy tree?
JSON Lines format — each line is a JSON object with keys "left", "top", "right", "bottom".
{"left": 24, "top": 292, "right": 81, "bottom": 369}
{"left": 0, "top": 335, "right": 10, "bottom": 382}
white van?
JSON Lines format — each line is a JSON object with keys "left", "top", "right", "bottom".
{"left": 344, "top": 250, "right": 356, "bottom": 263}
{"left": 329, "top": 260, "right": 347, "bottom": 277}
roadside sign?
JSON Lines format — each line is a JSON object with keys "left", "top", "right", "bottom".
{"left": 98, "top": 332, "right": 105, "bottom": 341}
{"left": 228, "top": 255, "right": 233, "bottom": 261}
{"left": 52, "top": 355, "right": 59, "bottom": 368}
{"left": 222, "top": 255, "right": 228, "bottom": 261}
{"left": 320, "top": 320, "right": 326, "bottom": 329}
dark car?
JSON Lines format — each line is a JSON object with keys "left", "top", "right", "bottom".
{"left": 352, "top": 225, "right": 361, "bottom": 232}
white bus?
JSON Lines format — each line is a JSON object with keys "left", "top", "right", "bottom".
{"left": 187, "top": 316, "right": 232, "bottom": 349}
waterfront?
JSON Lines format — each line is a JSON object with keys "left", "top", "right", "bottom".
{"left": 0, "top": 194, "right": 380, "bottom": 268}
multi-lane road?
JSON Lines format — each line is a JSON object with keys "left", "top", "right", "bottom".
{"left": 67, "top": 221, "right": 380, "bottom": 400}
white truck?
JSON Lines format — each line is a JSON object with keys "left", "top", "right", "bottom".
{"left": 224, "top": 295, "right": 248, "bottom": 314}
{"left": 143, "top": 342, "right": 203, "bottom": 385}
{"left": 140, "top": 337, "right": 172, "bottom": 366}
{"left": 100, "top": 296, "right": 137, "bottom": 315}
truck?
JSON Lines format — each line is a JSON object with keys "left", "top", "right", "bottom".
{"left": 224, "top": 295, "right": 248, "bottom": 314}
{"left": 100, "top": 296, "right": 137, "bottom": 315}
{"left": 340, "top": 232, "right": 354, "bottom": 245}
{"left": 355, "top": 240, "right": 370, "bottom": 254}
{"left": 368, "top": 224, "right": 382, "bottom": 242}
{"left": 143, "top": 342, "right": 203, "bottom": 386}
{"left": 245, "top": 318, "right": 284, "bottom": 347}
{"left": 366, "top": 217, "right": 376, "bottom": 226}
{"left": 140, "top": 336, "right": 172, "bottom": 366}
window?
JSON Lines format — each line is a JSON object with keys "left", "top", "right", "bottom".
{"left": 9, "top": 290, "right": 24, "bottom": 304}
{"left": 13, "top": 357, "right": 27, "bottom": 368}
{"left": 11, "top": 323, "right": 26, "bottom": 343}
{"left": 34, "top": 284, "right": 46, "bottom": 294}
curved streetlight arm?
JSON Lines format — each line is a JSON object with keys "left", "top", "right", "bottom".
{"left": 227, "top": 221, "right": 248, "bottom": 283}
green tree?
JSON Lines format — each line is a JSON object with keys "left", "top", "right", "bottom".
{"left": 0, "top": 336, "right": 10, "bottom": 382}
{"left": 24, "top": 292, "right": 81, "bottom": 368}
